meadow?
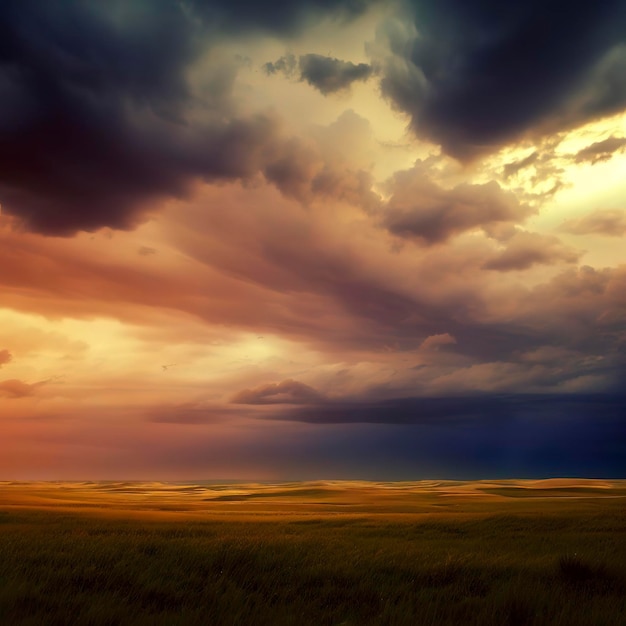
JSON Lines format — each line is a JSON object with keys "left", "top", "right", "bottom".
{"left": 0, "top": 479, "right": 625, "bottom": 625}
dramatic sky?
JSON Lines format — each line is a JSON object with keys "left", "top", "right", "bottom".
{"left": 1, "top": 0, "right": 625, "bottom": 479}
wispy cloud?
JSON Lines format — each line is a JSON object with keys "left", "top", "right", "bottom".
{"left": 561, "top": 209, "right": 626, "bottom": 236}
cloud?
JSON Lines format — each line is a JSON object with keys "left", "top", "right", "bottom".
{"left": 30, "top": 183, "right": 624, "bottom": 361}
{"left": 419, "top": 333, "right": 456, "bottom": 352}
{"left": 188, "top": 0, "right": 375, "bottom": 36}
{"left": 138, "top": 246, "right": 158, "bottom": 256}
{"left": 383, "top": 167, "right": 530, "bottom": 244}
{"left": 483, "top": 231, "right": 582, "bottom": 271}
{"left": 231, "top": 379, "right": 326, "bottom": 405}
{"left": 4, "top": 395, "right": 625, "bottom": 479}
{"left": 0, "top": 349, "right": 12, "bottom": 368}
{"left": 573, "top": 136, "right": 626, "bottom": 164}
{"left": 0, "top": 0, "right": 377, "bottom": 235}
{"left": 266, "top": 53, "right": 374, "bottom": 94}
{"left": 520, "top": 265, "right": 626, "bottom": 357}
{"left": 502, "top": 152, "right": 540, "bottom": 178}
{"left": 0, "top": 0, "right": 203, "bottom": 233}
{"left": 0, "top": 378, "right": 48, "bottom": 398}
{"left": 0, "top": 1, "right": 624, "bottom": 482}
{"left": 275, "top": 393, "right": 626, "bottom": 424}
{"left": 264, "top": 54, "right": 298, "bottom": 76}
{"left": 280, "top": 395, "right": 506, "bottom": 424}
{"left": 1, "top": 0, "right": 625, "bottom": 241}
{"left": 1, "top": 179, "right": 624, "bottom": 394}
{"left": 374, "top": 1, "right": 626, "bottom": 158}
{"left": 561, "top": 209, "right": 626, "bottom": 236}
{"left": 299, "top": 54, "right": 374, "bottom": 94}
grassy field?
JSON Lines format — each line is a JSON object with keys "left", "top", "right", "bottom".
{"left": 0, "top": 479, "right": 625, "bottom": 625}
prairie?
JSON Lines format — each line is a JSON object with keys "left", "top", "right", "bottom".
{"left": 1, "top": 479, "right": 625, "bottom": 625}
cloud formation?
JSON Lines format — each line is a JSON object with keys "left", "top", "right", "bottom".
{"left": 0, "top": 378, "right": 47, "bottom": 399}
{"left": 188, "top": 0, "right": 375, "bottom": 35}
{"left": 376, "top": 0, "right": 626, "bottom": 157}
{"left": 264, "top": 54, "right": 298, "bottom": 77}
{"left": 1, "top": 1, "right": 625, "bottom": 480}
{"left": 0, "top": 349, "right": 11, "bottom": 368}
{"left": 574, "top": 137, "right": 626, "bottom": 164}
{"left": 266, "top": 53, "right": 374, "bottom": 94}
{"left": 561, "top": 209, "right": 626, "bottom": 236}
{"left": 299, "top": 54, "right": 374, "bottom": 94}
{"left": 419, "top": 333, "right": 456, "bottom": 352}
{"left": 278, "top": 393, "right": 626, "bottom": 425}
{"left": 483, "top": 231, "right": 581, "bottom": 271}
{"left": 0, "top": 0, "right": 202, "bottom": 233}
{"left": 383, "top": 167, "right": 530, "bottom": 244}
{"left": 231, "top": 379, "right": 326, "bottom": 405}
{"left": 0, "top": 0, "right": 378, "bottom": 234}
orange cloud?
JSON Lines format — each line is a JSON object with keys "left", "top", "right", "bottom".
{"left": 0, "top": 378, "right": 48, "bottom": 398}
{"left": 419, "top": 334, "right": 457, "bottom": 352}
{"left": 0, "top": 349, "right": 11, "bottom": 368}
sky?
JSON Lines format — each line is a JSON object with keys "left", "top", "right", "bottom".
{"left": 1, "top": 0, "right": 625, "bottom": 480}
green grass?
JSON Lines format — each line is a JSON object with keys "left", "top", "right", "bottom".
{"left": 0, "top": 485, "right": 625, "bottom": 625}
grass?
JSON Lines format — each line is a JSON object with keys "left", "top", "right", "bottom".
{"left": 0, "top": 480, "right": 625, "bottom": 625}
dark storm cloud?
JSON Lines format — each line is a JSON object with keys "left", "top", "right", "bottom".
{"left": 282, "top": 395, "right": 507, "bottom": 424}
{"left": 299, "top": 54, "right": 373, "bottom": 94}
{"left": 138, "top": 390, "right": 626, "bottom": 479}
{"left": 231, "top": 379, "right": 326, "bottom": 405}
{"left": 573, "top": 136, "right": 626, "bottom": 164}
{"left": 274, "top": 393, "right": 626, "bottom": 425}
{"left": 187, "top": 0, "right": 375, "bottom": 35}
{"left": 141, "top": 405, "right": 626, "bottom": 479}
{"left": 560, "top": 209, "right": 626, "bottom": 237}
{"left": 264, "top": 54, "right": 298, "bottom": 76}
{"left": 0, "top": 0, "right": 202, "bottom": 233}
{"left": 0, "top": 0, "right": 376, "bottom": 234}
{"left": 378, "top": 0, "right": 626, "bottom": 157}
{"left": 258, "top": 393, "right": 626, "bottom": 478}
{"left": 265, "top": 53, "right": 374, "bottom": 94}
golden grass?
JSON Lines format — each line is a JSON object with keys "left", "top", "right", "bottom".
{"left": 1, "top": 479, "right": 624, "bottom": 521}
{"left": 1, "top": 480, "right": 625, "bottom": 624}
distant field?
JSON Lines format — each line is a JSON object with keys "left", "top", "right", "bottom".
{"left": 1, "top": 480, "right": 625, "bottom": 625}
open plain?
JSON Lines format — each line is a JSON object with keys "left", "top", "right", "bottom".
{"left": 1, "top": 479, "right": 625, "bottom": 625}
